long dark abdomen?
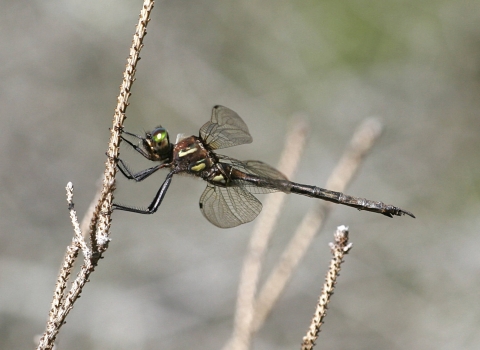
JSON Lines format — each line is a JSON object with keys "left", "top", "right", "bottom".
{"left": 234, "top": 170, "right": 414, "bottom": 218}
{"left": 289, "top": 182, "right": 414, "bottom": 218}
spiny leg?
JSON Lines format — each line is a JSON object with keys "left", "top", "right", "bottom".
{"left": 113, "top": 171, "right": 174, "bottom": 214}
{"left": 122, "top": 130, "right": 145, "bottom": 140}
{"left": 117, "top": 158, "right": 167, "bottom": 182}
{"left": 119, "top": 135, "right": 152, "bottom": 160}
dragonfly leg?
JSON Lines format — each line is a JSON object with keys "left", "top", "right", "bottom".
{"left": 120, "top": 135, "right": 153, "bottom": 160}
{"left": 113, "top": 171, "right": 174, "bottom": 214}
{"left": 117, "top": 158, "right": 166, "bottom": 182}
{"left": 122, "top": 130, "right": 145, "bottom": 140}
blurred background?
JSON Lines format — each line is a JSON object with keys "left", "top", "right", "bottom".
{"left": 1, "top": 0, "right": 479, "bottom": 349}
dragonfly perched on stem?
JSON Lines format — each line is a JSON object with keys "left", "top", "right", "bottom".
{"left": 113, "top": 106, "right": 414, "bottom": 228}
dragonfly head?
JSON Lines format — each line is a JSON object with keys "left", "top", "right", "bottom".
{"left": 144, "top": 126, "right": 172, "bottom": 161}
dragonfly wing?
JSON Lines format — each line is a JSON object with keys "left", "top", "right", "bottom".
{"left": 220, "top": 158, "right": 289, "bottom": 194}
{"left": 242, "top": 160, "right": 288, "bottom": 180}
{"left": 199, "top": 184, "right": 262, "bottom": 228}
{"left": 199, "top": 105, "right": 253, "bottom": 150}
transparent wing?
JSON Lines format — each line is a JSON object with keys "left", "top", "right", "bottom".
{"left": 199, "top": 184, "right": 262, "bottom": 228}
{"left": 242, "top": 160, "right": 288, "bottom": 180}
{"left": 199, "top": 105, "right": 253, "bottom": 150}
{"left": 218, "top": 156, "right": 290, "bottom": 194}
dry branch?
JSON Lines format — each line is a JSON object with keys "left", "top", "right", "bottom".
{"left": 36, "top": 1, "right": 155, "bottom": 349}
{"left": 252, "top": 118, "right": 382, "bottom": 333}
{"left": 226, "top": 118, "right": 308, "bottom": 350}
{"left": 223, "top": 117, "right": 382, "bottom": 350}
{"left": 301, "top": 225, "right": 352, "bottom": 350}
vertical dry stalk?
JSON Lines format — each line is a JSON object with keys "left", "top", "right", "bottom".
{"left": 225, "top": 119, "right": 308, "bottom": 350}
{"left": 301, "top": 225, "right": 352, "bottom": 350}
{"left": 89, "top": 0, "right": 155, "bottom": 252}
{"left": 252, "top": 118, "right": 383, "bottom": 332}
{"left": 36, "top": 2, "right": 155, "bottom": 349}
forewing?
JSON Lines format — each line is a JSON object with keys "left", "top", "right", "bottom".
{"left": 199, "top": 105, "right": 253, "bottom": 150}
{"left": 199, "top": 184, "right": 262, "bottom": 228}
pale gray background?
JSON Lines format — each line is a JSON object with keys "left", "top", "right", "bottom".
{"left": 1, "top": 0, "right": 479, "bottom": 349}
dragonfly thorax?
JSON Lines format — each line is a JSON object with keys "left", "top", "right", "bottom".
{"left": 172, "top": 135, "right": 220, "bottom": 178}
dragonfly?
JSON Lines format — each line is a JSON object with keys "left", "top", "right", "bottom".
{"left": 112, "top": 105, "right": 415, "bottom": 228}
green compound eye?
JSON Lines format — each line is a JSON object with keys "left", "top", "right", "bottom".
{"left": 152, "top": 127, "right": 167, "bottom": 143}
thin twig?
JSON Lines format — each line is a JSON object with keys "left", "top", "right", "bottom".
{"left": 80, "top": 176, "right": 104, "bottom": 240}
{"left": 301, "top": 225, "right": 352, "bottom": 350}
{"left": 225, "top": 119, "right": 308, "bottom": 350}
{"left": 37, "top": 183, "right": 92, "bottom": 349}
{"left": 36, "top": 2, "right": 155, "bottom": 349}
{"left": 67, "top": 182, "right": 91, "bottom": 256}
{"left": 252, "top": 118, "right": 383, "bottom": 332}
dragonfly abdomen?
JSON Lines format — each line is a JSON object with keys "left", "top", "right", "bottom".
{"left": 289, "top": 182, "right": 415, "bottom": 218}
